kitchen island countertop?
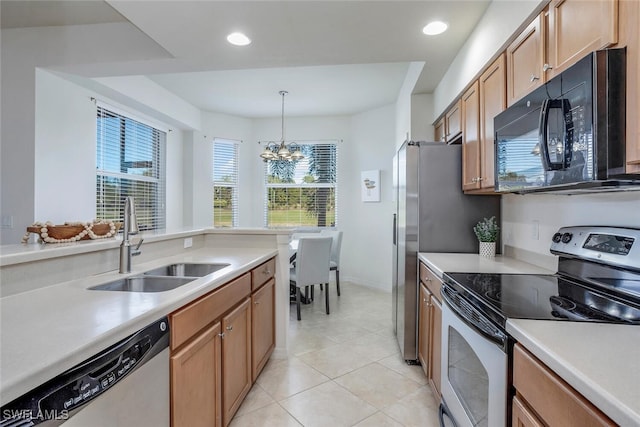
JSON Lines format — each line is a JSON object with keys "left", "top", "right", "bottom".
{"left": 0, "top": 246, "right": 278, "bottom": 405}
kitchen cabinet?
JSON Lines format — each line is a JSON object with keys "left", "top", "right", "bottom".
{"left": 619, "top": 0, "right": 640, "bottom": 172}
{"left": 251, "top": 277, "right": 275, "bottom": 381}
{"left": 477, "top": 53, "right": 506, "bottom": 192}
{"left": 461, "top": 81, "right": 481, "bottom": 192}
{"left": 506, "top": 12, "right": 546, "bottom": 106}
{"left": 434, "top": 118, "right": 446, "bottom": 143}
{"left": 546, "top": 0, "right": 618, "bottom": 79}
{"left": 222, "top": 298, "right": 252, "bottom": 426}
{"left": 512, "top": 343, "right": 615, "bottom": 427}
{"left": 418, "top": 261, "right": 443, "bottom": 398}
{"left": 170, "top": 257, "right": 276, "bottom": 427}
{"left": 171, "top": 322, "right": 222, "bottom": 427}
{"left": 445, "top": 100, "right": 462, "bottom": 143}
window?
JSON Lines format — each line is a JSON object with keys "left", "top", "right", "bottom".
{"left": 96, "top": 106, "right": 166, "bottom": 231}
{"left": 265, "top": 142, "right": 338, "bottom": 228}
{"left": 213, "top": 138, "right": 239, "bottom": 227}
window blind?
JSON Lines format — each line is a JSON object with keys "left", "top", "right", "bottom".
{"left": 213, "top": 138, "right": 239, "bottom": 227}
{"left": 264, "top": 141, "right": 338, "bottom": 228}
{"left": 96, "top": 106, "right": 166, "bottom": 231}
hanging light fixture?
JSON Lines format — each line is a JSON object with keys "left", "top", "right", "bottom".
{"left": 259, "top": 91, "right": 305, "bottom": 162}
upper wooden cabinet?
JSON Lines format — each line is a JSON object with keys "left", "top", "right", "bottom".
{"left": 546, "top": 0, "right": 618, "bottom": 79}
{"left": 478, "top": 54, "right": 506, "bottom": 191}
{"left": 445, "top": 100, "right": 462, "bottom": 143}
{"left": 506, "top": 12, "right": 546, "bottom": 106}
{"left": 461, "top": 81, "right": 481, "bottom": 191}
{"left": 434, "top": 118, "right": 446, "bottom": 143}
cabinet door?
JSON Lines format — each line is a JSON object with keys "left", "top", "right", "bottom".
{"left": 428, "top": 296, "right": 442, "bottom": 398}
{"left": 252, "top": 278, "right": 275, "bottom": 382}
{"left": 222, "top": 298, "right": 252, "bottom": 426}
{"left": 479, "top": 54, "right": 506, "bottom": 191}
{"left": 547, "top": 0, "right": 618, "bottom": 79}
{"left": 512, "top": 395, "right": 545, "bottom": 427}
{"left": 418, "top": 284, "right": 431, "bottom": 377}
{"left": 462, "top": 81, "right": 481, "bottom": 191}
{"left": 434, "top": 118, "right": 446, "bottom": 144}
{"left": 507, "top": 12, "right": 545, "bottom": 106}
{"left": 171, "top": 322, "right": 222, "bottom": 427}
{"left": 620, "top": 0, "right": 640, "bottom": 172}
{"left": 445, "top": 100, "right": 462, "bottom": 142}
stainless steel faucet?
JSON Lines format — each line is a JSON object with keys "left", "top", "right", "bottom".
{"left": 119, "top": 196, "right": 144, "bottom": 273}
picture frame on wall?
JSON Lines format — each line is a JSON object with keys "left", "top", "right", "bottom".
{"left": 361, "top": 170, "right": 380, "bottom": 202}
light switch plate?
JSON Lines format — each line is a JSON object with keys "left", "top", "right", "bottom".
{"left": 183, "top": 237, "right": 193, "bottom": 248}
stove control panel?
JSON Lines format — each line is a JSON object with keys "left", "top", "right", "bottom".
{"left": 550, "top": 226, "right": 640, "bottom": 270}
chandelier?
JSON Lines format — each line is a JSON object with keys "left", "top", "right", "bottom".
{"left": 259, "top": 91, "right": 304, "bottom": 162}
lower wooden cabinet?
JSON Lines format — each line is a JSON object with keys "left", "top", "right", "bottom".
{"left": 171, "top": 322, "right": 222, "bottom": 427}
{"left": 252, "top": 278, "right": 275, "bottom": 381}
{"left": 418, "top": 262, "right": 443, "bottom": 398}
{"left": 170, "top": 257, "right": 276, "bottom": 427}
{"left": 513, "top": 343, "right": 615, "bottom": 427}
{"left": 222, "top": 298, "right": 252, "bottom": 426}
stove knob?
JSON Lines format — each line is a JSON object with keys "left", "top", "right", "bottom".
{"left": 552, "top": 233, "right": 563, "bottom": 243}
{"left": 561, "top": 232, "right": 573, "bottom": 243}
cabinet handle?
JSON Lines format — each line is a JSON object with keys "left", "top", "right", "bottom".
{"left": 254, "top": 301, "right": 260, "bottom": 305}
{"left": 530, "top": 74, "right": 540, "bottom": 82}
{"left": 543, "top": 63, "right": 553, "bottom": 72}
{"left": 264, "top": 269, "right": 271, "bottom": 275}
{"left": 219, "top": 332, "right": 225, "bottom": 338}
{"left": 423, "top": 298, "right": 427, "bottom": 302}
{"left": 471, "top": 178, "right": 477, "bottom": 183}
{"left": 477, "top": 177, "right": 484, "bottom": 182}
{"left": 226, "top": 325, "right": 233, "bottom": 331}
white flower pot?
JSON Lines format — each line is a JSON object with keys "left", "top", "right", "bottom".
{"left": 479, "top": 241, "right": 496, "bottom": 258}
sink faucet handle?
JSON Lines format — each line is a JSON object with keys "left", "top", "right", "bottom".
{"left": 134, "top": 238, "right": 144, "bottom": 251}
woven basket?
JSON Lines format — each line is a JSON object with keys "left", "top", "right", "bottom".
{"left": 26, "top": 222, "right": 121, "bottom": 241}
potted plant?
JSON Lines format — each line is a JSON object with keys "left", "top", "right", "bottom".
{"left": 473, "top": 216, "right": 499, "bottom": 258}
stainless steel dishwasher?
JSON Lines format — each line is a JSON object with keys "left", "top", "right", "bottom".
{"left": 1, "top": 317, "right": 170, "bottom": 426}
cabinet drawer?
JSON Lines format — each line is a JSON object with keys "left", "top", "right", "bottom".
{"left": 251, "top": 258, "right": 276, "bottom": 292}
{"left": 419, "top": 262, "right": 442, "bottom": 302}
{"left": 171, "top": 273, "right": 251, "bottom": 350}
{"left": 513, "top": 344, "right": 614, "bottom": 427}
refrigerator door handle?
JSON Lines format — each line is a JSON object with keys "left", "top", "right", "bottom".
{"left": 392, "top": 213, "right": 397, "bottom": 245}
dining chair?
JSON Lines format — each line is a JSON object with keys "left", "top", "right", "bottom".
{"left": 289, "top": 236, "right": 333, "bottom": 321}
{"left": 320, "top": 229, "right": 343, "bottom": 296}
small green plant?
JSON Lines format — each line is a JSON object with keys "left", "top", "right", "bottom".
{"left": 473, "top": 216, "right": 500, "bottom": 242}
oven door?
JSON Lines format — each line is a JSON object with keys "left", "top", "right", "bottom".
{"left": 440, "top": 293, "right": 508, "bottom": 427}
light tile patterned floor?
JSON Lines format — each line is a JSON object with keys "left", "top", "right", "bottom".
{"left": 231, "top": 282, "right": 441, "bottom": 427}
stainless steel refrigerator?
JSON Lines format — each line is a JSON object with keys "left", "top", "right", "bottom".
{"left": 392, "top": 141, "right": 501, "bottom": 362}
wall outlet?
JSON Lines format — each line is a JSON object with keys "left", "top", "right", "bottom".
{"left": 184, "top": 237, "right": 193, "bottom": 248}
{"left": 531, "top": 220, "right": 539, "bottom": 240}
{"left": 1, "top": 215, "right": 14, "bottom": 229}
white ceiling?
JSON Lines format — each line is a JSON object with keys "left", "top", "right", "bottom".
{"left": 1, "top": 0, "right": 492, "bottom": 118}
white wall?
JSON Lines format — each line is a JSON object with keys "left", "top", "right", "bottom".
{"left": 395, "top": 62, "right": 425, "bottom": 150}
{"left": 31, "top": 70, "right": 185, "bottom": 230}
{"left": 432, "top": 0, "right": 542, "bottom": 119}
{"left": 1, "top": 22, "right": 170, "bottom": 243}
{"left": 502, "top": 192, "right": 640, "bottom": 258}
{"left": 411, "top": 93, "right": 435, "bottom": 141}
{"left": 342, "top": 104, "right": 397, "bottom": 290}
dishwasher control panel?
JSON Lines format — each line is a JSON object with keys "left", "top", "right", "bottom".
{"left": 0, "top": 318, "right": 169, "bottom": 426}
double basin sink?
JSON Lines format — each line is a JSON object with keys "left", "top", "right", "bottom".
{"left": 89, "top": 263, "right": 230, "bottom": 293}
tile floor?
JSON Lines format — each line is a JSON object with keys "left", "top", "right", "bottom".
{"left": 231, "top": 282, "right": 441, "bottom": 427}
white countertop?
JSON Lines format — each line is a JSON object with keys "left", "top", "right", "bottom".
{"left": 0, "top": 246, "right": 277, "bottom": 404}
{"left": 418, "top": 252, "right": 554, "bottom": 278}
{"left": 507, "top": 320, "right": 640, "bottom": 426}
{"left": 419, "top": 252, "right": 639, "bottom": 426}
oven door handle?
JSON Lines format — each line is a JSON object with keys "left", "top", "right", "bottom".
{"left": 441, "top": 285, "right": 508, "bottom": 350}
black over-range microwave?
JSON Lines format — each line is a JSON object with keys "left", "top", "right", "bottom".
{"left": 494, "top": 48, "right": 640, "bottom": 193}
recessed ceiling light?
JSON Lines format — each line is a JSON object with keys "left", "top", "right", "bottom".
{"left": 226, "top": 32, "right": 251, "bottom": 46}
{"left": 422, "top": 21, "right": 448, "bottom": 36}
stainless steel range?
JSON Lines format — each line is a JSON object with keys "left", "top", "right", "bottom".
{"left": 438, "top": 226, "right": 640, "bottom": 427}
